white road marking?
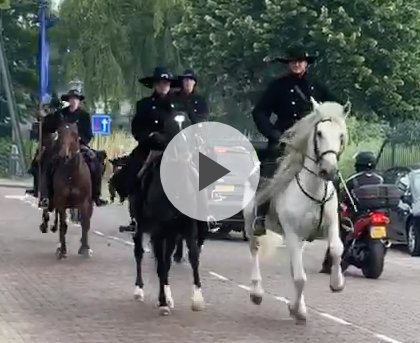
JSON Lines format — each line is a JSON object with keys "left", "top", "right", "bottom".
{"left": 319, "top": 312, "right": 351, "bottom": 325}
{"left": 209, "top": 271, "right": 229, "bottom": 281}
{"left": 4, "top": 195, "right": 27, "bottom": 200}
{"left": 274, "top": 296, "right": 290, "bottom": 304}
{"left": 373, "top": 334, "right": 403, "bottom": 343}
{"left": 93, "top": 230, "right": 105, "bottom": 236}
{"left": 237, "top": 284, "right": 251, "bottom": 291}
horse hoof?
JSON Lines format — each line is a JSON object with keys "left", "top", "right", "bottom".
{"left": 55, "top": 248, "right": 66, "bottom": 260}
{"left": 191, "top": 300, "right": 205, "bottom": 312}
{"left": 288, "top": 304, "right": 307, "bottom": 324}
{"left": 330, "top": 283, "right": 345, "bottom": 293}
{"left": 40, "top": 223, "right": 48, "bottom": 233}
{"left": 78, "top": 247, "right": 93, "bottom": 258}
{"left": 133, "top": 286, "right": 144, "bottom": 301}
{"left": 330, "top": 272, "right": 345, "bottom": 292}
{"left": 250, "top": 293, "right": 263, "bottom": 305}
{"left": 50, "top": 225, "right": 57, "bottom": 233}
{"left": 191, "top": 287, "right": 204, "bottom": 311}
{"left": 159, "top": 306, "right": 171, "bottom": 316}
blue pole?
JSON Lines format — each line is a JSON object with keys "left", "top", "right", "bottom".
{"left": 38, "top": 0, "right": 49, "bottom": 102}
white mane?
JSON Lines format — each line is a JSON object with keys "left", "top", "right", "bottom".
{"left": 257, "top": 101, "right": 349, "bottom": 204}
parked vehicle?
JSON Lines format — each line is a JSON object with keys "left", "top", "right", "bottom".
{"left": 383, "top": 167, "right": 420, "bottom": 256}
{"left": 206, "top": 143, "right": 258, "bottom": 240}
{"left": 340, "top": 184, "right": 401, "bottom": 278}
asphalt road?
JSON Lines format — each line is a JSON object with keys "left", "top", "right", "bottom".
{"left": 1, "top": 186, "right": 419, "bottom": 343}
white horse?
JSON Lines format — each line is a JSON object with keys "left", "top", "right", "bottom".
{"left": 244, "top": 99, "right": 350, "bottom": 323}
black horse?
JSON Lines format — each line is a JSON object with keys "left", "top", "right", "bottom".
{"left": 132, "top": 112, "right": 207, "bottom": 315}
{"left": 111, "top": 153, "right": 193, "bottom": 261}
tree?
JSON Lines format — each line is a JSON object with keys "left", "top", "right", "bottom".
{"left": 1, "top": 0, "right": 39, "bottom": 124}
{"left": 51, "top": 0, "right": 185, "bottom": 111}
{"left": 173, "top": 0, "right": 420, "bottom": 127}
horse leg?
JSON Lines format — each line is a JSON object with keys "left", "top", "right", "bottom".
{"left": 244, "top": 201, "right": 264, "bottom": 305}
{"left": 51, "top": 209, "right": 59, "bottom": 233}
{"left": 285, "top": 231, "right": 307, "bottom": 323}
{"left": 185, "top": 223, "right": 204, "bottom": 311}
{"left": 152, "top": 235, "right": 171, "bottom": 315}
{"left": 39, "top": 208, "right": 49, "bottom": 233}
{"left": 78, "top": 202, "right": 93, "bottom": 258}
{"left": 133, "top": 230, "right": 145, "bottom": 301}
{"left": 173, "top": 235, "right": 184, "bottom": 263}
{"left": 163, "top": 234, "right": 177, "bottom": 309}
{"left": 327, "top": 214, "right": 345, "bottom": 292}
{"left": 56, "top": 209, "right": 67, "bottom": 259}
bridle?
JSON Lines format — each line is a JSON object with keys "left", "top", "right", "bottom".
{"left": 294, "top": 118, "right": 345, "bottom": 236}
{"left": 303, "top": 118, "right": 344, "bottom": 169}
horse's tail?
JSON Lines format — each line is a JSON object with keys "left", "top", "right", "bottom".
{"left": 256, "top": 229, "right": 284, "bottom": 261}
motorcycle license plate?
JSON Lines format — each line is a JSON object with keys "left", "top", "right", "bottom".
{"left": 370, "top": 226, "right": 386, "bottom": 239}
{"left": 215, "top": 185, "right": 235, "bottom": 192}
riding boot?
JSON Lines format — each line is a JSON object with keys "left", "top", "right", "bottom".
{"left": 252, "top": 200, "right": 270, "bottom": 237}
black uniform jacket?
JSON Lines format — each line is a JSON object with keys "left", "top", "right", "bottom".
{"left": 252, "top": 73, "right": 336, "bottom": 143}
{"left": 42, "top": 106, "right": 93, "bottom": 145}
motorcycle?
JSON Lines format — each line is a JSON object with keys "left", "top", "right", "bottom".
{"left": 339, "top": 184, "right": 401, "bottom": 279}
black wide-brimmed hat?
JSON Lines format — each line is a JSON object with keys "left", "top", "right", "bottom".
{"left": 277, "top": 45, "right": 317, "bottom": 64}
{"left": 60, "top": 89, "right": 85, "bottom": 101}
{"left": 138, "top": 66, "right": 176, "bottom": 89}
{"left": 178, "top": 69, "right": 197, "bottom": 82}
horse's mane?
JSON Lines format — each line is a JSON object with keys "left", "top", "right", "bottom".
{"left": 257, "top": 101, "right": 348, "bottom": 204}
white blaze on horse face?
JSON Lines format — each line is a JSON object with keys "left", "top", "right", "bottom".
{"left": 315, "top": 121, "right": 341, "bottom": 180}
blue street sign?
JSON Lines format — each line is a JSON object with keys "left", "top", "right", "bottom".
{"left": 92, "top": 114, "right": 111, "bottom": 135}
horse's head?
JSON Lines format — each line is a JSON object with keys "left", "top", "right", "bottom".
{"left": 309, "top": 99, "right": 350, "bottom": 180}
{"left": 284, "top": 99, "right": 350, "bottom": 181}
{"left": 57, "top": 123, "right": 80, "bottom": 159}
{"left": 161, "top": 111, "right": 194, "bottom": 161}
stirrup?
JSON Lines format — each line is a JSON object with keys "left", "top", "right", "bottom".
{"left": 252, "top": 216, "right": 267, "bottom": 236}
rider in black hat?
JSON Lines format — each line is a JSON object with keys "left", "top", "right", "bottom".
{"left": 39, "top": 89, "right": 108, "bottom": 207}
{"left": 252, "top": 45, "right": 337, "bottom": 236}
{"left": 172, "top": 69, "right": 209, "bottom": 124}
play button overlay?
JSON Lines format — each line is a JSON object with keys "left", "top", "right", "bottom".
{"left": 198, "top": 152, "right": 230, "bottom": 191}
{"left": 160, "top": 121, "right": 260, "bottom": 222}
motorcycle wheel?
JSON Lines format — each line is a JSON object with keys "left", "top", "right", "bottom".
{"left": 361, "top": 240, "right": 385, "bottom": 279}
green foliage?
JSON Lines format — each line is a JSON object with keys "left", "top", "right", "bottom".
{"left": 173, "top": 0, "right": 420, "bottom": 124}
{"left": 52, "top": 0, "right": 185, "bottom": 110}
{"left": 1, "top": 0, "right": 39, "bottom": 123}
{"left": 0, "top": 136, "right": 11, "bottom": 176}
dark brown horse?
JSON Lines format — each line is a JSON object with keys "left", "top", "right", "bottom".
{"left": 39, "top": 122, "right": 93, "bottom": 259}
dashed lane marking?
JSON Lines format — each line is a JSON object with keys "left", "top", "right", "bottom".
{"left": 208, "top": 271, "right": 405, "bottom": 343}
{"left": 319, "top": 312, "right": 351, "bottom": 325}
{"left": 373, "top": 334, "right": 403, "bottom": 343}
{"left": 209, "top": 271, "right": 229, "bottom": 281}
{"left": 237, "top": 284, "right": 251, "bottom": 291}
